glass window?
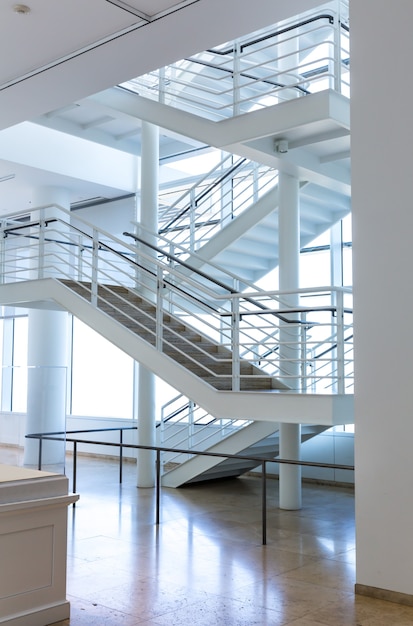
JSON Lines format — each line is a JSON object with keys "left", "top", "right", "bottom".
{"left": 71, "top": 318, "right": 134, "bottom": 418}
{"left": 12, "top": 316, "right": 28, "bottom": 412}
{"left": 300, "top": 247, "right": 331, "bottom": 288}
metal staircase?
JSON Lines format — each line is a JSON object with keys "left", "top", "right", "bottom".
{"left": 61, "top": 279, "right": 287, "bottom": 392}
{"left": 0, "top": 1, "right": 353, "bottom": 485}
{"left": 0, "top": 206, "right": 353, "bottom": 420}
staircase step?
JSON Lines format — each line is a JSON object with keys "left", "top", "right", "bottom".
{"left": 59, "top": 279, "right": 287, "bottom": 392}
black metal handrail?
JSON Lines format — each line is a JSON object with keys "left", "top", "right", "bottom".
{"left": 26, "top": 427, "right": 354, "bottom": 545}
{"left": 159, "top": 157, "right": 247, "bottom": 234}
{"left": 207, "top": 14, "right": 340, "bottom": 55}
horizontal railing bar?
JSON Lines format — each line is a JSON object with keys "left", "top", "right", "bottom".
{"left": 25, "top": 431, "right": 354, "bottom": 472}
{"left": 207, "top": 13, "right": 335, "bottom": 56}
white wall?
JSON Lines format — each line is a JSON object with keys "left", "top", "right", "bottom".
{"left": 0, "top": 413, "right": 138, "bottom": 461}
{"left": 75, "top": 196, "right": 137, "bottom": 238}
{"left": 352, "top": 1, "right": 413, "bottom": 597}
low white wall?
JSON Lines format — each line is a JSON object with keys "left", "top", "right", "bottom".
{"left": 0, "top": 413, "right": 140, "bottom": 461}
{"left": 250, "top": 428, "right": 354, "bottom": 484}
{"left": 0, "top": 412, "right": 27, "bottom": 448}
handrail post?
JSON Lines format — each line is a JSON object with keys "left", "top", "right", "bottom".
{"left": 189, "top": 400, "right": 195, "bottom": 455}
{"left": 233, "top": 41, "right": 241, "bottom": 116}
{"left": 333, "top": 0, "right": 342, "bottom": 92}
{"left": 300, "top": 312, "right": 307, "bottom": 392}
{"left": 91, "top": 228, "right": 99, "bottom": 306}
{"left": 156, "top": 266, "right": 163, "bottom": 351}
{"left": 159, "top": 67, "right": 166, "bottom": 105}
{"left": 0, "top": 221, "right": 6, "bottom": 285}
{"left": 73, "top": 441, "right": 77, "bottom": 505}
{"left": 189, "top": 189, "right": 196, "bottom": 252}
{"left": 77, "top": 234, "right": 84, "bottom": 281}
{"left": 38, "top": 437, "right": 43, "bottom": 471}
{"left": 231, "top": 295, "right": 241, "bottom": 391}
{"left": 119, "top": 429, "right": 123, "bottom": 484}
{"left": 156, "top": 449, "right": 161, "bottom": 525}
{"left": 262, "top": 460, "right": 267, "bottom": 545}
{"left": 336, "top": 289, "right": 345, "bottom": 393}
{"left": 38, "top": 218, "right": 46, "bottom": 280}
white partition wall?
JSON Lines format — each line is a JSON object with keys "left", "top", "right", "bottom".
{"left": 351, "top": 1, "right": 413, "bottom": 602}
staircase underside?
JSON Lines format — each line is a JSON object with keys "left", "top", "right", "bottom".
{"left": 88, "top": 88, "right": 350, "bottom": 197}
{"left": 0, "top": 278, "right": 354, "bottom": 425}
{"left": 162, "top": 422, "right": 328, "bottom": 487}
{"left": 177, "top": 181, "right": 350, "bottom": 285}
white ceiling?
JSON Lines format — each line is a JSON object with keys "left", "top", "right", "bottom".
{"left": 0, "top": 0, "right": 325, "bottom": 213}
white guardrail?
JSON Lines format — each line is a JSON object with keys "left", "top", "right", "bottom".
{"left": 121, "top": 0, "right": 350, "bottom": 121}
{"left": 0, "top": 205, "right": 353, "bottom": 397}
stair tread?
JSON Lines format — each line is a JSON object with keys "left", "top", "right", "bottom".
{"left": 59, "top": 279, "right": 288, "bottom": 392}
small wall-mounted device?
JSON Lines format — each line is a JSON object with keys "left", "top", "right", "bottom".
{"left": 274, "top": 139, "right": 289, "bottom": 154}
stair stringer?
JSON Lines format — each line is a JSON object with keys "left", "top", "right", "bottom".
{"left": 180, "top": 184, "right": 280, "bottom": 276}
{"left": 161, "top": 420, "right": 279, "bottom": 488}
{"left": 0, "top": 278, "right": 353, "bottom": 425}
{"left": 162, "top": 423, "right": 329, "bottom": 487}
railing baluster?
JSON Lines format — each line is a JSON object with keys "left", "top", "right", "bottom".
{"left": 38, "top": 437, "right": 43, "bottom": 470}
{"left": 156, "top": 266, "right": 163, "bottom": 351}
{"left": 91, "top": 228, "right": 99, "bottom": 306}
{"left": 336, "top": 290, "right": 345, "bottom": 393}
{"left": 262, "top": 461, "right": 267, "bottom": 545}
{"left": 119, "top": 430, "right": 123, "bottom": 484}
{"left": 231, "top": 296, "right": 240, "bottom": 391}
{"left": 156, "top": 449, "right": 161, "bottom": 525}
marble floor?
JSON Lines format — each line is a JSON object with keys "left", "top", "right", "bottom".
{"left": 2, "top": 448, "right": 413, "bottom": 625}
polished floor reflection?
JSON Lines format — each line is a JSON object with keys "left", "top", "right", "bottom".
{"left": 2, "top": 448, "right": 413, "bottom": 625}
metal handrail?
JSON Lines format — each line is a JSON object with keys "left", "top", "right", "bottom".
{"left": 25, "top": 427, "right": 354, "bottom": 545}
{"left": 121, "top": 1, "right": 350, "bottom": 118}
{"left": 158, "top": 155, "right": 277, "bottom": 252}
{"left": 159, "top": 156, "right": 247, "bottom": 234}
{"left": 0, "top": 205, "right": 353, "bottom": 392}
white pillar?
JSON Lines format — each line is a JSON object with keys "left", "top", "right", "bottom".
{"left": 352, "top": 1, "right": 413, "bottom": 601}
{"left": 137, "top": 122, "right": 159, "bottom": 488}
{"left": 24, "top": 187, "right": 70, "bottom": 469}
{"left": 278, "top": 171, "right": 301, "bottom": 510}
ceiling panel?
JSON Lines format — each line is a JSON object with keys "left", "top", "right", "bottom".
{"left": 125, "top": 0, "right": 198, "bottom": 18}
{"left": 0, "top": 0, "right": 142, "bottom": 87}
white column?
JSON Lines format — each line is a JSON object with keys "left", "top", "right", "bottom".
{"left": 137, "top": 122, "right": 159, "bottom": 488}
{"left": 24, "top": 187, "right": 70, "bottom": 469}
{"left": 278, "top": 171, "right": 301, "bottom": 510}
{"left": 352, "top": 1, "right": 413, "bottom": 601}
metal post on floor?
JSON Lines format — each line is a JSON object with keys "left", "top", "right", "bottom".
{"left": 37, "top": 437, "right": 43, "bottom": 471}
{"left": 156, "top": 449, "right": 161, "bottom": 525}
{"left": 262, "top": 460, "right": 267, "bottom": 545}
{"left": 119, "top": 429, "right": 123, "bottom": 484}
{"left": 72, "top": 441, "right": 77, "bottom": 507}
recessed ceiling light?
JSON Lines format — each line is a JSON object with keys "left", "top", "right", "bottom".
{"left": 13, "top": 4, "right": 31, "bottom": 14}
{"left": 0, "top": 174, "right": 15, "bottom": 183}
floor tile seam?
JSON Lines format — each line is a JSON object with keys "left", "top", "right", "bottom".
{"left": 66, "top": 592, "right": 141, "bottom": 621}
{"left": 261, "top": 530, "right": 354, "bottom": 547}
{"left": 76, "top": 591, "right": 239, "bottom": 622}
{"left": 203, "top": 587, "right": 351, "bottom": 622}
{"left": 280, "top": 573, "right": 356, "bottom": 594}
{"left": 128, "top": 594, "right": 290, "bottom": 624}
{"left": 265, "top": 574, "right": 357, "bottom": 596}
